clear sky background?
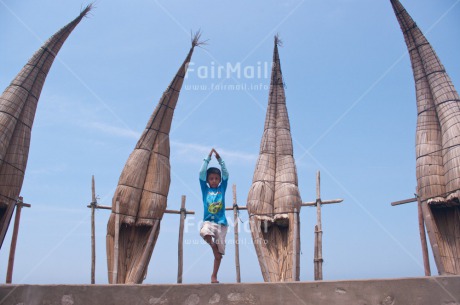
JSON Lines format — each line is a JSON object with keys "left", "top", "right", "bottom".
{"left": 0, "top": 0, "right": 459, "bottom": 284}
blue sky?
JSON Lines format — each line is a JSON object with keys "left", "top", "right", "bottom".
{"left": 0, "top": 0, "right": 459, "bottom": 284}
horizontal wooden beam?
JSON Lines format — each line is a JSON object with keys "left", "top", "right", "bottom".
{"left": 164, "top": 209, "right": 195, "bottom": 215}
{"left": 302, "top": 199, "right": 343, "bottom": 207}
{"left": 87, "top": 204, "right": 111, "bottom": 210}
{"left": 391, "top": 197, "right": 417, "bottom": 206}
{"left": 87, "top": 204, "right": 195, "bottom": 215}
{"left": 225, "top": 206, "right": 248, "bottom": 211}
{"left": 17, "top": 203, "right": 31, "bottom": 208}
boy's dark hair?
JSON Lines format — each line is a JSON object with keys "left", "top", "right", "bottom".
{"left": 207, "top": 167, "right": 221, "bottom": 179}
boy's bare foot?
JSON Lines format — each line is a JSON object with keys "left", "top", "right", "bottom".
{"left": 211, "top": 276, "right": 219, "bottom": 283}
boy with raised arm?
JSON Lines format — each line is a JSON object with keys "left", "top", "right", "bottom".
{"left": 199, "top": 148, "right": 229, "bottom": 283}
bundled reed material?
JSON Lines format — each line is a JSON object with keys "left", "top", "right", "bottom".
{"left": 106, "top": 33, "right": 203, "bottom": 284}
{"left": 247, "top": 36, "right": 301, "bottom": 282}
{"left": 0, "top": 5, "right": 91, "bottom": 248}
{"left": 391, "top": 0, "right": 460, "bottom": 275}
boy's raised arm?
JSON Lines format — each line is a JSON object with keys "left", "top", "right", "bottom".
{"left": 215, "top": 150, "right": 229, "bottom": 181}
{"left": 199, "top": 150, "right": 212, "bottom": 181}
{"left": 218, "top": 158, "right": 229, "bottom": 181}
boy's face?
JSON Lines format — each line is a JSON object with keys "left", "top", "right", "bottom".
{"left": 207, "top": 173, "right": 221, "bottom": 188}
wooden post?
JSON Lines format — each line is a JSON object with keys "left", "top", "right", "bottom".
{"left": 292, "top": 208, "right": 298, "bottom": 281}
{"left": 233, "top": 184, "right": 241, "bottom": 283}
{"left": 303, "top": 171, "right": 343, "bottom": 281}
{"left": 391, "top": 196, "right": 434, "bottom": 276}
{"left": 5, "top": 201, "right": 22, "bottom": 284}
{"left": 313, "top": 224, "right": 319, "bottom": 279}
{"left": 420, "top": 199, "right": 445, "bottom": 274}
{"left": 417, "top": 198, "right": 431, "bottom": 276}
{"left": 177, "top": 195, "right": 186, "bottom": 284}
{"left": 112, "top": 200, "right": 120, "bottom": 284}
{"left": 5, "top": 197, "right": 31, "bottom": 284}
{"left": 91, "top": 175, "right": 96, "bottom": 284}
{"left": 315, "top": 172, "right": 323, "bottom": 281}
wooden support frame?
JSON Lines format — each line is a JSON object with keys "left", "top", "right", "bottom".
{"left": 90, "top": 176, "right": 96, "bottom": 284}
{"left": 419, "top": 199, "right": 444, "bottom": 274}
{"left": 177, "top": 195, "right": 186, "bottom": 283}
{"left": 232, "top": 184, "right": 241, "bottom": 283}
{"left": 225, "top": 185, "right": 248, "bottom": 283}
{"left": 87, "top": 176, "right": 195, "bottom": 283}
{"left": 5, "top": 197, "right": 31, "bottom": 284}
{"left": 390, "top": 195, "right": 432, "bottom": 276}
{"left": 112, "top": 200, "right": 120, "bottom": 284}
{"left": 87, "top": 176, "right": 345, "bottom": 283}
{"left": 417, "top": 198, "right": 431, "bottom": 276}
{"left": 302, "top": 171, "right": 343, "bottom": 281}
{"left": 292, "top": 208, "right": 299, "bottom": 281}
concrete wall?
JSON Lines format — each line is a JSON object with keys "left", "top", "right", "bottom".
{"left": 1, "top": 276, "right": 459, "bottom": 305}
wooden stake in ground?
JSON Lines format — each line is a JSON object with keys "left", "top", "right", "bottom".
{"left": 5, "top": 197, "right": 30, "bottom": 284}
{"left": 302, "top": 171, "right": 343, "bottom": 281}
{"left": 417, "top": 198, "right": 431, "bottom": 276}
{"left": 232, "top": 184, "right": 241, "bottom": 283}
{"left": 225, "top": 184, "right": 248, "bottom": 283}
{"left": 177, "top": 195, "right": 186, "bottom": 284}
{"left": 90, "top": 176, "right": 97, "bottom": 284}
{"left": 391, "top": 196, "right": 431, "bottom": 276}
{"left": 113, "top": 200, "right": 120, "bottom": 284}
{"left": 292, "top": 208, "right": 299, "bottom": 281}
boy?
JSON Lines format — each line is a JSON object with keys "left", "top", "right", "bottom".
{"left": 199, "top": 148, "right": 229, "bottom": 283}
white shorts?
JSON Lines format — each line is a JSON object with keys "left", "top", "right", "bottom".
{"left": 200, "top": 221, "right": 228, "bottom": 255}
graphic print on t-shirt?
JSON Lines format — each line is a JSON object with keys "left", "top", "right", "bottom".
{"left": 208, "top": 201, "right": 223, "bottom": 214}
{"left": 207, "top": 190, "right": 223, "bottom": 214}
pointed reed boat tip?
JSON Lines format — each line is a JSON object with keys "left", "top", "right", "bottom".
{"left": 274, "top": 34, "right": 283, "bottom": 47}
{"left": 80, "top": 3, "right": 94, "bottom": 17}
{"left": 191, "top": 30, "right": 209, "bottom": 48}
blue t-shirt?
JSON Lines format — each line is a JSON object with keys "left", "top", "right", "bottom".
{"left": 199, "top": 156, "right": 229, "bottom": 226}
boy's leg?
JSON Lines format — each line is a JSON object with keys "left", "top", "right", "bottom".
{"left": 203, "top": 234, "right": 222, "bottom": 283}
{"left": 215, "top": 225, "right": 228, "bottom": 255}
{"left": 210, "top": 224, "right": 227, "bottom": 283}
{"left": 201, "top": 223, "right": 223, "bottom": 259}
{"left": 203, "top": 235, "right": 222, "bottom": 259}
{"left": 212, "top": 251, "right": 222, "bottom": 283}
{"left": 200, "top": 222, "right": 222, "bottom": 283}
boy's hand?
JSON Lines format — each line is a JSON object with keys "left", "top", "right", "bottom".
{"left": 209, "top": 148, "right": 221, "bottom": 159}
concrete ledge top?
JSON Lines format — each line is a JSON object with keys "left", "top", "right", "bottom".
{"left": 1, "top": 276, "right": 459, "bottom": 305}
